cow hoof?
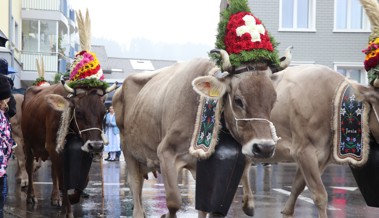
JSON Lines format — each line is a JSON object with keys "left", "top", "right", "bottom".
{"left": 208, "top": 212, "right": 225, "bottom": 218}
{"left": 51, "top": 199, "right": 62, "bottom": 207}
{"left": 243, "top": 206, "right": 255, "bottom": 216}
{"left": 20, "top": 180, "right": 28, "bottom": 188}
{"left": 69, "top": 192, "right": 81, "bottom": 204}
{"left": 160, "top": 213, "right": 177, "bottom": 218}
{"left": 60, "top": 211, "right": 74, "bottom": 218}
{"left": 26, "top": 196, "right": 38, "bottom": 204}
{"left": 281, "top": 212, "right": 293, "bottom": 218}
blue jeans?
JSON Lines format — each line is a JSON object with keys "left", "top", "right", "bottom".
{"left": 0, "top": 175, "right": 8, "bottom": 218}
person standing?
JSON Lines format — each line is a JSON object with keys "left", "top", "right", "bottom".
{"left": 104, "top": 106, "right": 121, "bottom": 161}
{"left": 0, "top": 76, "right": 14, "bottom": 218}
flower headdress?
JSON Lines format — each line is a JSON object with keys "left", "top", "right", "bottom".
{"left": 33, "top": 57, "right": 50, "bottom": 87}
{"left": 212, "top": 0, "right": 280, "bottom": 69}
{"left": 67, "top": 9, "right": 108, "bottom": 90}
{"left": 360, "top": 0, "right": 379, "bottom": 86}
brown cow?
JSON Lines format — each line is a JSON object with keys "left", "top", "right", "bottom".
{"left": 113, "top": 55, "right": 289, "bottom": 218}
{"left": 240, "top": 64, "right": 379, "bottom": 218}
{"left": 21, "top": 82, "right": 116, "bottom": 217}
{"left": 10, "top": 93, "right": 41, "bottom": 187}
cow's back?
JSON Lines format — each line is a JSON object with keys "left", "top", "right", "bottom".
{"left": 22, "top": 84, "right": 65, "bottom": 160}
{"left": 118, "top": 58, "right": 215, "bottom": 168}
{"left": 270, "top": 64, "right": 345, "bottom": 162}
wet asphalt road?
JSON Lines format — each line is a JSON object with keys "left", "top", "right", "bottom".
{"left": 3, "top": 154, "right": 379, "bottom": 218}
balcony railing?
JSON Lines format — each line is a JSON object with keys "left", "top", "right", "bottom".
{"left": 22, "top": 0, "right": 68, "bottom": 16}
{"left": 21, "top": 51, "right": 70, "bottom": 82}
{"left": 21, "top": 52, "right": 58, "bottom": 72}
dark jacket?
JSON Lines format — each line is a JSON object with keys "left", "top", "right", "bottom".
{"left": 0, "top": 75, "right": 16, "bottom": 119}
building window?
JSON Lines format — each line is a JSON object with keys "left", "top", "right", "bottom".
{"left": 22, "top": 20, "right": 58, "bottom": 53}
{"left": 22, "top": 20, "right": 39, "bottom": 52}
{"left": 130, "top": 60, "right": 155, "bottom": 71}
{"left": 279, "top": 0, "right": 316, "bottom": 31}
{"left": 334, "top": 0, "right": 370, "bottom": 31}
{"left": 40, "top": 20, "right": 57, "bottom": 53}
{"left": 335, "top": 64, "right": 367, "bottom": 84}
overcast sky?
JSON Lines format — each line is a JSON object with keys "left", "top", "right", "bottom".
{"left": 69, "top": 0, "right": 221, "bottom": 60}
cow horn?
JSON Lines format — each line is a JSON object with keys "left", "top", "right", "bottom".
{"left": 105, "top": 81, "right": 118, "bottom": 93}
{"left": 61, "top": 80, "right": 74, "bottom": 93}
{"left": 279, "top": 45, "right": 293, "bottom": 70}
{"left": 210, "top": 49, "right": 233, "bottom": 72}
{"left": 373, "top": 78, "right": 379, "bottom": 88}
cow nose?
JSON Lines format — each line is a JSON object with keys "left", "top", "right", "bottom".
{"left": 88, "top": 141, "right": 104, "bottom": 153}
{"left": 252, "top": 143, "right": 275, "bottom": 158}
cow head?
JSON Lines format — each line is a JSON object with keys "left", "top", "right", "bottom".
{"left": 192, "top": 53, "right": 279, "bottom": 159}
{"left": 46, "top": 82, "right": 117, "bottom": 154}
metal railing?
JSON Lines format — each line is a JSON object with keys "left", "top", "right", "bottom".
{"left": 22, "top": 0, "right": 68, "bottom": 16}
{"left": 21, "top": 51, "right": 62, "bottom": 72}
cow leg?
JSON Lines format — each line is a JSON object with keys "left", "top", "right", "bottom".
{"left": 158, "top": 140, "right": 181, "bottom": 218}
{"left": 198, "top": 210, "right": 207, "bottom": 218}
{"left": 290, "top": 146, "right": 328, "bottom": 218}
{"left": 15, "top": 158, "right": 29, "bottom": 188}
{"left": 241, "top": 159, "right": 255, "bottom": 216}
{"left": 61, "top": 189, "right": 74, "bottom": 218}
{"left": 50, "top": 159, "right": 62, "bottom": 206}
{"left": 124, "top": 151, "right": 146, "bottom": 218}
{"left": 14, "top": 145, "right": 29, "bottom": 188}
{"left": 25, "top": 148, "right": 37, "bottom": 204}
{"left": 298, "top": 149, "right": 328, "bottom": 218}
{"left": 281, "top": 167, "right": 306, "bottom": 218}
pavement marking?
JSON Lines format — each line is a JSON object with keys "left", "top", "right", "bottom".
{"left": 330, "top": 186, "right": 358, "bottom": 191}
{"left": 33, "top": 182, "right": 53, "bottom": 185}
{"left": 273, "top": 188, "right": 341, "bottom": 211}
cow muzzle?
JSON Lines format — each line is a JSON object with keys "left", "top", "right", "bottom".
{"left": 242, "top": 139, "right": 276, "bottom": 158}
{"left": 81, "top": 140, "right": 104, "bottom": 153}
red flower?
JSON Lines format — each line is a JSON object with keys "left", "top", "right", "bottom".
{"left": 224, "top": 12, "right": 273, "bottom": 54}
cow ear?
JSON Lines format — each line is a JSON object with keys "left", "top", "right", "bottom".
{"left": 192, "top": 76, "right": 226, "bottom": 99}
{"left": 45, "top": 94, "right": 70, "bottom": 111}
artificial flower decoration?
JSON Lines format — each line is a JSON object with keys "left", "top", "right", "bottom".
{"left": 67, "top": 50, "right": 108, "bottom": 89}
{"left": 32, "top": 77, "right": 50, "bottom": 87}
{"left": 214, "top": 0, "right": 280, "bottom": 68}
{"left": 224, "top": 12, "right": 274, "bottom": 55}
{"left": 362, "top": 38, "right": 379, "bottom": 85}
{"left": 236, "top": 14, "right": 265, "bottom": 42}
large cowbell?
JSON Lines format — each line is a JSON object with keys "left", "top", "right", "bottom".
{"left": 350, "top": 134, "right": 379, "bottom": 207}
{"left": 63, "top": 134, "right": 93, "bottom": 193}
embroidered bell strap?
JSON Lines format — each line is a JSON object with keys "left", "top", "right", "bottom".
{"left": 190, "top": 96, "right": 222, "bottom": 159}
{"left": 334, "top": 82, "right": 369, "bottom": 166}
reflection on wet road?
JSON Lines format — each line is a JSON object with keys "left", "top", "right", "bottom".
{"left": 4, "top": 156, "right": 379, "bottom": 218}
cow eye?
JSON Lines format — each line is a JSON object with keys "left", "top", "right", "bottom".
{"left": 234, "top": 97, "right": 244, "bottom": 108}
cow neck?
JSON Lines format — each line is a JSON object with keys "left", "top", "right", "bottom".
{"left": 227, "top": 94, "right": 281, "bottom": 143}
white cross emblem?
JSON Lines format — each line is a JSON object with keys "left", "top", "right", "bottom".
{"left": 236, "top": 15, "right": 265, "bottom": 42}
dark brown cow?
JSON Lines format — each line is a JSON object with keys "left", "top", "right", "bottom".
{"left": 21, "top": 82, "right": 116, "bottom": 217}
